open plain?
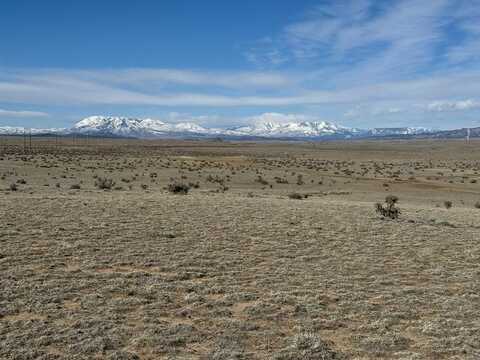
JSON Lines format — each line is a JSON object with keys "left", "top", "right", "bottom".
{"left": 1, "top": 137, "right": 480, "bottom": 359}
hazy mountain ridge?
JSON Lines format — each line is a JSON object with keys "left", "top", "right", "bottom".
{"left": 0, "top": 115, "right": 476, "bottom": 140}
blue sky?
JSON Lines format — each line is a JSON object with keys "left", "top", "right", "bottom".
{"left": 1, "top": 0, "right": 480, "bottom": 129}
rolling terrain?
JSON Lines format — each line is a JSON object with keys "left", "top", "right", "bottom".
{"left": 1, "top": 138, "right": 480, "bottom": 359}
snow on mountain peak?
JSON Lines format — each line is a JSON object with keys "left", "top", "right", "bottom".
{"left": 72, "top": 116, "right": 209, "bottom": 137}
{"left": 0, "top": 114, "right": 437, "bottom": 139}
{"left": 233, "top": 113, "right": 347, "bottom": 137}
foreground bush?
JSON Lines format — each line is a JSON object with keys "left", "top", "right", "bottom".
{"left": 95, "top": 177, "right": 116, "bottom": 190}
{"left": 273, "top": 332, "right": 343, "bottom": 360}
{"left": 168, "top": 182, "right": 190, "bottom": 194}
{"left": 375, "top": 195, "right": 400, "bottom": 219}
{"left": 288, "top": 192, "right": 307, "bottom": 200}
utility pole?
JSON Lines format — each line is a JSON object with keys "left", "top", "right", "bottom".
{"left": 23, "top": 128, "right": 27, "bottom": 153}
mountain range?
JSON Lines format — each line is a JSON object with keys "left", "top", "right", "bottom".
{"left": 0, "top": 115, "right": 475, "bottom": 140}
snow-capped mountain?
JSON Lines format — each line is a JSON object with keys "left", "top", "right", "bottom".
{"left": 72, "top": 116, "right": 211, "bottom": 137}
{"left": 228, "top": 120, "right": 356, "bottom": 138}
{"left": 70, "top": 116, "right": 363, "bottom": 138}
{"left": 368, "top": 127, "right": 432, "bottom": 136}
{"left": 0, "top": 115, "right": 447, "bottom": 139}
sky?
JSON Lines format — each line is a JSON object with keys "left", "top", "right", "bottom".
{"left": 1, "top": 0, "right": 480, "bottom": 130}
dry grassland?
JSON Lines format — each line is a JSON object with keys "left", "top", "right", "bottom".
{"left": 1, "top": 137, "right": 479, "bottom": 359}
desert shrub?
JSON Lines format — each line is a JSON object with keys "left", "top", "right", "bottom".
{"left": 9, "top": 183, "right": 18, "bottom": 191}
{"left": 296, "top": 174, "right": 304, "bottom": 185}
{"left": 288, "top": 192, "right": 304, "bottom": 200}
{"left": 375, "top": 195, "right": 400, "bottom": 219}
{"left": 255, "top": 175, "right": 269, "bottom": 185}
{"left": 274, "top": 176, "right": 289, "bottom": 184}
{"left": 70, "top": 184, "right": 81, "bottom": 189}
{"left": 168, "top": 182, "right": 190, "bottom": 194}
{"left": 188, "top": 181, "right": 200, "bottom": 189}
{"left": 206, "top": 174, "right": 225, "bottom": 185}
{"left": 475, "top": 201, "right": 480, "bottom": 209}
{"left": 95, "top": 177, "right": 115, "bottom": 190}
{"left": 16, "top": 178, "right": 26, "bottom": 184}
{"left": 444, "top": 200, "right": 452, "bottom": 209}
{"left": 141, "top": 184, "right": 148, "bottom": 190}
{"left": 216, "top": 184, "right": 229, "bottom": 193}
{"left": 273, "top": 332, "right": 342, "bottom": 360}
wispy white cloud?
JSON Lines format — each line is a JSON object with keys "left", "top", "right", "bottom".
{"left": 427, "top": 99, "right": 480, "bottom": 112}
{"left": 245, "top": 0, "right": 480, "bottom": 90}
{"left": 20, "top": 68, "right": 295, "bottom": 89}
{"left": 2, "top": 68, "right": 480, "bottom": 110}
{"left": 0, "top": 108, "right": 48, "bottom": 117}
{"left": 344, "top": 105, "right": 404, "bottom": 118}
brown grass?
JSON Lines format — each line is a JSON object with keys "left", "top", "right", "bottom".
{"left": 1, "top": 137, "right": 479, "bottom": 359}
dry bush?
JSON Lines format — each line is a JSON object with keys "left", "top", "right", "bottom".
{"left": 273, "top": 332, "right": 343, "bottom": 360}
{"left": 475, "top": 201, "right": 480, "bottom": 209}
{"left": 188, "top": 181, "right": 200, "bottom": 189}
{"left": 288, "top": 192, "right": 306, "bottom": 200}
{"left": 274, "top": 176, "right": 289, "bottom": 184}
{"left": 168, "top": 182, "right": 190, "bottom": 194}
{"left": 9, "top": 183, "right": 18, "bottom": 191}
{"left": 296, "top": 174, "right": 304, "bottom": 185}
{"left": 444, "top": 200, "right": 453, "bottom": 209}
{"left": 375, "top": 195, "right": 400, "bottom": 219}
{"left": 255, "top": 175, "right": 269, "bottom": 185}
{"left": 94, "top": 177, "right": 116, "bottom": 190}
